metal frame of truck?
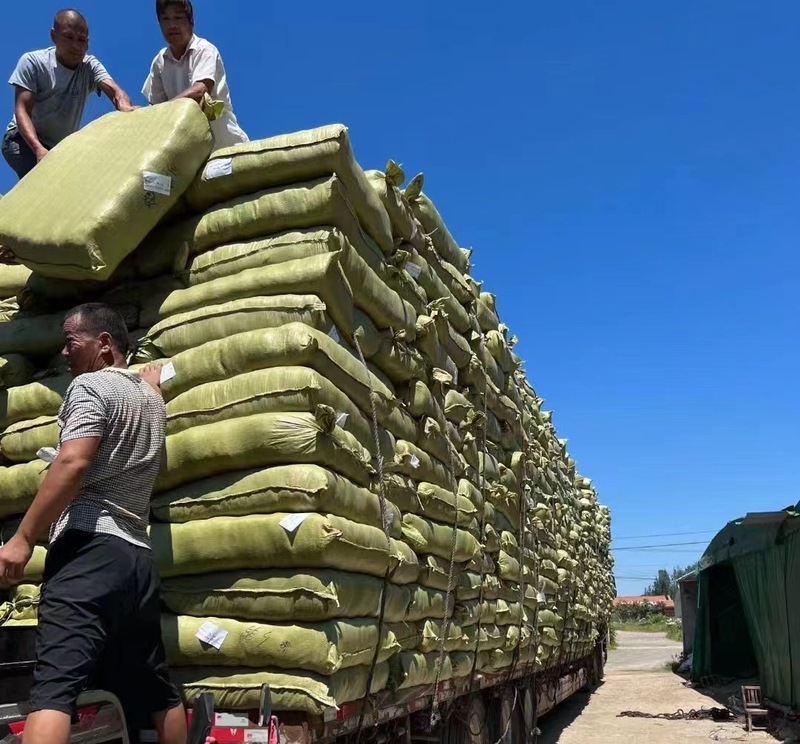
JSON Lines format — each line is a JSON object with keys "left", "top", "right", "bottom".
{"left": 1, "top": 624, "right": 605, "bottom": 744}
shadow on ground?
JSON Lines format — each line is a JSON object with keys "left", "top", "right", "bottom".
{"left": 534, "top": 687, "right": 597, "bottom": 744}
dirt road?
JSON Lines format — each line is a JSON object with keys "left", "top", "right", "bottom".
{"left": 537, "top": 631, "right": 775, "bottom": 743}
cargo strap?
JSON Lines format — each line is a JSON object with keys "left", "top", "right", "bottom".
{"left": 429, "top": 373, "right": 463, "bottom": 728}
{"left": 352, "top": 333, "right": 395, "bottom": 741}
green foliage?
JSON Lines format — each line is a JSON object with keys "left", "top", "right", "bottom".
{"left": 642, "top": 562, "right": 698, "bottom": 597}
{"left": 612, "top": 600, "right": 669, "bottom": 622}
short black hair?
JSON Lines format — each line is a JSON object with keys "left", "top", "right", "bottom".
{"left": 65, "top": 303, "right": 130, "bottom": 356}
{"left": 156, "top": 0, "right": 194, "bottom": 24}
{"left": 54, "top": 8, "right": 88, "bottom": 31}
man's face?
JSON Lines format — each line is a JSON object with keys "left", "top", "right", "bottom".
{"left": 51, "top": 19, "right": 89, "bottom": 69}
{"left": 61, "top": 315, "right": 107, "bottom": 378}
{"left": 159, "top": 5, "right": 193, "bottom": 51}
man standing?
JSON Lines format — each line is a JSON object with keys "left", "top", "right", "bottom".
{"left": 142, "top": 0, "right": 248, "bottom": 150}
{"left": 2, "top": 9, "right": 135, "bottom": 180}
{"left": 0, "top": 304, "right": 187, "bottom": 744}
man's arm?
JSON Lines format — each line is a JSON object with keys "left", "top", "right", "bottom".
{"left": 172, "top": 79, "right": 213, "bottom": 103}
{"left": 0, "top": 437, "right": 99, "bottom": 584}
{"left": 98, "top": 78, "right": 136, "bottom": 113}
{"left": 88, "top": 57, "right": 135, "bottom": 113}
{"left": 13, "top": 86, "right": 48, "bottom": 162}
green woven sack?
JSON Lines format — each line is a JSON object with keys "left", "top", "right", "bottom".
{"left": 0, "top": 375, "right": 69, "bottom": 429}
{"left": 161, "top": 570, "right": 410, "bottom": 624}
{"left": 151, "top": 464, "right": 400, "bottom": 537}
{"left": 163, "top": 615, "right": 399, "bottom": 675}
{"left": 185, "top": 124, "right": 393, "bottom": 256}
{"left": 400, "top": 514, "right": 479, "bottom": 563}
{"left": 0, "top": 265, "right": 31, "bottom": 300}
{"left": 149, "top": 324, "right": 416, "bottom": 443}
{"left": 164, "top": 366, "right": 393, "bottom": 458}
{"left": 157, "top": 411, "right": 373, "bottom": 493}
{"left": 172, "top": 664, "right": 389, "bottom": 714}
{"left": 0, "top": 461, "right": 48, "bottom": 518}
{"left": 392, "top": 651, "right": 453, "bottom": 690}
{"left": 159, "top": 253, "right": 354, "bottom": 340}
{"left": 417, "top": 619, "right": 465, "bottom": 654}
{"left": 134, "top": 295, "right": 334, "bottom": 362}
{"left": 152, "top": 514, "right": 419, "bottom": 584}
{"left": 0, "top": 415, "right": 58, "bottom": 463}
{"left": 404, "top": 176, "right": 470, "bottom": 274}
{"left": 404, "top": 585, "right": 453, "bottom": 623}
{"left": 0, "top": 100, "right": 211, "bottom": 280}
{"left": 144, "top": 176, "right": 384, "bottom": 264}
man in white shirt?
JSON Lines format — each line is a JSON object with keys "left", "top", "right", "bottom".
{"left": 142, "top": 0, "right": 248, "bottom": 151}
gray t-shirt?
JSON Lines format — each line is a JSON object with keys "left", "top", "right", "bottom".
{"left": 7, "top": 46, "right": 111, "bottom": 148}
{"left": 50, "top": 367, "right": 166, "bottom": 549}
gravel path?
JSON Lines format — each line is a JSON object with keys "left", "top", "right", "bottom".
{"left": 536, "top": 631, "right": 776, "bottom": 743}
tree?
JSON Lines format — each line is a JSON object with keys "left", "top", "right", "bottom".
{"left": 642, "top": 563, "right": 698, "bottom": 597}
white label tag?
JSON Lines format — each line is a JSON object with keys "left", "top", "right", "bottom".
{"left": 159, "top": 362, "right": 176, "bottom": 384}
{"left": 203, "top": 157, "right": 233, "bottom": 181}
{"left": 244, "top": 732, "right": 270, "bottom": 743}
{"left": 409, "top": 454, "right": 421, "bottom": 469}
{"left": 143, "top": 172, "right": 172, "bottom": 196}
{"left": 537, "top": 591, "right": 547, "bottom": 603}
{"left": 215, "top": 713, "right": 251, "bottom": 727}
{"left": 406, "top": 262, "right": 422, "bottom": 279}
{"left": 37, "top": 447, "right": 57, "bottom": 464}
{"left": 335, "top": 412, "right": 349, "bottom": 428}
{"left": 279, "top": 513, "right": 310, "bottom": 533}
{"left": 196, "top": 621, "right": 228, "bottom": 650}
{"left": 328, "top": 326, "right": 341, "bottom": 343}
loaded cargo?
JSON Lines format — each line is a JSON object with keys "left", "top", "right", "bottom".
{"left": 0, "top": 104, "right": 614, "bottom": 743}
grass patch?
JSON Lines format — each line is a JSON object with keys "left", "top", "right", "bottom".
{"left": 612, "top": 614, "right": 683, "bottom": 642}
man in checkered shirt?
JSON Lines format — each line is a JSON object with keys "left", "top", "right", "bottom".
{"left": 0, "top": 303, "right": 191, "bottom": 744}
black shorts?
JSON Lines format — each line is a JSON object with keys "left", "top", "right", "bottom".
{"left": 30, "top": 530, "right": 182, "bottom": 729}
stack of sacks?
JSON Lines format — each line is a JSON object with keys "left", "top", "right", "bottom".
{"left": 0, "top": 98, "right": 212, "bottom": 570}
{"left": 0, "top": 121, "right": 615, "bottom": 715}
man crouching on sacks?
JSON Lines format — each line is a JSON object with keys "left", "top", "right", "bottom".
{"left": 0, "top": 303, "right": 215, "bottom": 744}
{"left": 143, "top": 0, "right": 248, "bottom": 151}
{"left": 2, "top": 9, "right": 135, "bottom": 180}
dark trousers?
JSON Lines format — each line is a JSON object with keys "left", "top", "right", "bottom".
{"left": 2, "top": 127, "right": 38, "bottom": 180}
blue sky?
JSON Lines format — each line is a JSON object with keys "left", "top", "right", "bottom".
{"left": 2, "top": 2, "right": 799, "bottom": 596}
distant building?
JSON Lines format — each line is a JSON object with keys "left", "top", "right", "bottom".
{"left": 612, "top": 596, "right": 675, "bottom": 617}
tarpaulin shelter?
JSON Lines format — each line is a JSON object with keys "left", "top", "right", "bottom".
{"left": 692, "top": 507, "right": 800, "bottom": 709}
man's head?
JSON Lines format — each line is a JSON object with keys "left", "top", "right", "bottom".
{"left": 62, "top": 303, "right": 129, "bottom": 378}
{"left": 156, "top": 0, "right": 194, "bottom": 55}
{"left": 50, "top": 9, "right": 89, "bottom": 70}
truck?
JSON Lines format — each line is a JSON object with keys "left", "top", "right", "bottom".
{"left": 1, "top": 622, "right": 606, "bottom": 744}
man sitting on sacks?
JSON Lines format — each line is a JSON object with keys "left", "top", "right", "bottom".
{"left": 2, "top": 9, "right": 136, "bottom": 180}
{"left": 143, "top": 0, "right": 249, "bottom": 150}
{"left": 0, "top": 304, "right": 216, "bottom": 744}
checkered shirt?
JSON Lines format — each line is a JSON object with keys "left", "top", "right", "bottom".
{"left": 49, "top": 367, "right": 166, "bottom": 549}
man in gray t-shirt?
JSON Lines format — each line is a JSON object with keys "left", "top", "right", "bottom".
{"left": 2, "top": 9, "right": 135, "bottom": 180}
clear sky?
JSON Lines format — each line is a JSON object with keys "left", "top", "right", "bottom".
{"left": 2, "top": 2, "right": 798, "bottom": 596}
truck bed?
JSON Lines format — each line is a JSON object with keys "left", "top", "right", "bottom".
{"left": 0, "top": 626, "right": 36, "bottom": 705}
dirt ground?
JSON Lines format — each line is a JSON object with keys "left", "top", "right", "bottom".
{"left": 537, "top": 631, "right": 782, "bottom": 744}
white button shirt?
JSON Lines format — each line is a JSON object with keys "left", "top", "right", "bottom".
{"left": 142, "top": 35, "right": 248, "bottom": 150}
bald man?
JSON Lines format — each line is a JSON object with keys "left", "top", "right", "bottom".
{"left": 2, "top": 9, "right": 134, "bottom": 180}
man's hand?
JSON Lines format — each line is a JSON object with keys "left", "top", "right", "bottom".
{"left": 0, "top": 246, "right": 17, "bottom": 264}
{"left": 139, "top": 363, "right": 163, "bottom": 397}
{"left": 0, "top": 533, "right": 33, "bottom": 587}
{"left": 33, "top": 145, "right": 49, "bottom": 163}
{"left": 98, "top": 79, "right": 137, "bottom": 114}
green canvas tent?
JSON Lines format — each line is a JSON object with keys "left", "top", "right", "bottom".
{"left": 692, "top": 507, "right": 800, "bottom": 709}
